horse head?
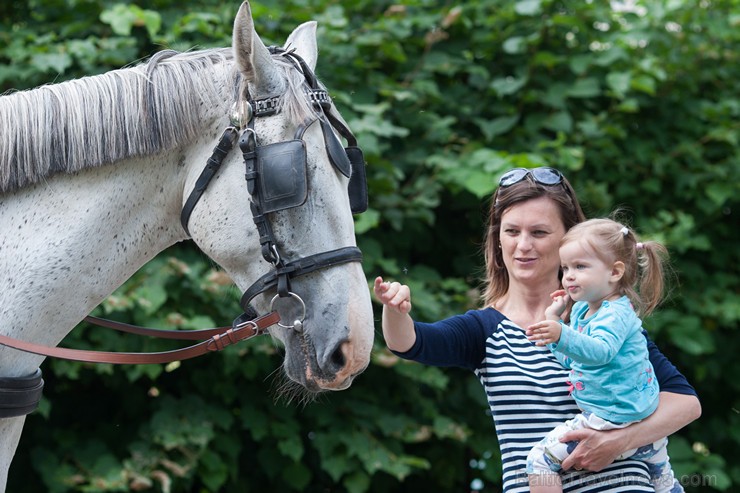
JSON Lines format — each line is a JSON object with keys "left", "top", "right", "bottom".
{"left": 183, "top": 1, "right": 374, "bottom": 393}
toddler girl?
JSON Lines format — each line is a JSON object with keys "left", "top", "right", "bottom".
{"left": 525, "top": 218, "right": 682, "bottom": 493}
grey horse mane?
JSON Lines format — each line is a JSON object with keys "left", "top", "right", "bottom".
{"left": 0, "top": 46, "right": 316, "bottom": 194}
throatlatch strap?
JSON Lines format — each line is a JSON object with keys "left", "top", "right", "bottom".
{"left": 180, "top": 127, "right": 238, "bottom": 235}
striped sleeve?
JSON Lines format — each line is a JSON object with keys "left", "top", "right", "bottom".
{"left": 392, "top": 308, "right": 504, "bottom": 370}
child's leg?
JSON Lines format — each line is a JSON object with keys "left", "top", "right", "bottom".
{"left": 527, "top": 433, "right": 563, "bottom": 493}
{"left": 527, "top": 419, "right": 582, "bottom": 493}
{"left": 627, "top": 437, "right": 683, "bottom": 493}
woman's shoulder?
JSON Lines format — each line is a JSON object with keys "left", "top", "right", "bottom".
{"left": 424, "top": 307, "right": 509, "bottom": 336}
{"left": 472, "top": 306, "right": 508, "bottom": 323}
{"left": 465, "top": 306, "right": 513, "bottom": 333}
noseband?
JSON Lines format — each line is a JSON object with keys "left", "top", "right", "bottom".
{"left": 180, "top": 47, "right": 368, "bottom": 329}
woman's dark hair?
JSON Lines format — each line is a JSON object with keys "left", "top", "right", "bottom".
{"left": 481, "top": 173, "right": 586, "bottom": 307}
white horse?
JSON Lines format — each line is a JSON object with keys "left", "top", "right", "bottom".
{"left": 0, "top": 1, "right": 374, "bottom": 489}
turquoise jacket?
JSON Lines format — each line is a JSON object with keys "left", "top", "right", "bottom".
{"left": 549, "top": 296, "right": 660, "bottom": 423}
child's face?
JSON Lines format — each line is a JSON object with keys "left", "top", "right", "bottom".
{"left": 559, "top": 240, "right": 619, "bottom": 306}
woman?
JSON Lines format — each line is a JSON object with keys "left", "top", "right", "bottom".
{"left": 374, "top": 167, "right": 700, "bottom": 492}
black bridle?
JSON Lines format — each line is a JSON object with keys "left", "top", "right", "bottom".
{"left": 180, "top": 47, "right": 368, "bottom": 330}
{"left": 0, "top": 48, "right": 369, "bottom": 417}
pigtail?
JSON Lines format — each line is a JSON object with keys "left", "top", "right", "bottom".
{"left": 636, "top": 240, "right": 669, "bottom": 316}
{"left": 618, "top": 224, "right": 669, "bottom": 316}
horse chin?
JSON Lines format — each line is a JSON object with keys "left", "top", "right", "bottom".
{"left": 285, "top": 366, "right": 357, "bottom": 393}
{"left": 278, "top": 331, "right": 366, "bottom": 393}
{"left": 269, "top": 359, "right": 354, "bottom": 406}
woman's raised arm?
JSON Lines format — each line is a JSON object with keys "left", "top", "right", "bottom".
{"left": 373, "top": 276, "right": 416, "bottom": 353}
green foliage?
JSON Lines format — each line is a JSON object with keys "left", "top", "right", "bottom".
{"left": 3, "top": 0, "right": 739, "bottom": 491}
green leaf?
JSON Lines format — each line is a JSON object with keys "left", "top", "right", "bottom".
{"left": 542, "top": 83, "right": 569, "bottom": 108}
{"left": 616, "top": 98, "right": 640, "bottom": 113}
{"left": 502, "top": 36, "right": 527, "bottom": 55}
{"left": 606, "top": 71, "right": 631, "bottom": 99}
{"left": 183, "top": 315, "right": 216, "bottom": 330}
{"left": 277, "top": 434, "right": 304, "bottom": 462}
{"left": 282, "top": 462, "right": 312, "bottom": 490}
{"left": 543, "top": 111, "right": 573, "bottom": 133}
{"left": 514, "top": 0, "right": 543, "bottom": 16}
{"left": 100, "top": 4, "right": 138, "bottom": 36}
{"left": 134, "top": 284, "right": 168, "bottom": 315}
{"left": 476, "top": 114, "right": 520, "bottom": 139}
{"left": 593, "top": 47, "right": 627, "bottom": 67}
{"left": 353, "top": 208, "right": 380, "bottom": 234}
{"left": 568, "top": 54, "right": 592, "bottom": 75}
{"left": 705, "top": 182, "right": 737, "bottom": 207}
{"left": 199, "top": 449, "right": 229, "bottom": 492}
{"left": 566, "top": 78, "right": 601, "bottom": 98}
{"left": 432, "top": 415, "right": 469, "bottom": 441}
{"left": 31, "top": 53, "right": 72, "bottom": 74}
{"left": 532, "top": 51, "right": 564, "bottom": 69}
{"left": 140, "top": 10, "right": 162, "bottom": 39}
{"left": 100, "top": 4, "right": 161, "bottom": 38}
{"left": 393, "top": 362, "right": 449, "bottom": 389}
{"left": 654, "top": 311, "right": 714, "bottom": 355}
{"left": 490, "top": 75, "right": 528, "bottom": 96}
{"left": 706, "top": 126, "right": 739, "bottom": 146}
{"left": 631, "top": 74, "right": 656, "bottom": 95}
{"left": 343, "top": 471, "right": 371, "bottom": 493}
{"left": 321, "top": 454, "right": 355, "bottom": 482}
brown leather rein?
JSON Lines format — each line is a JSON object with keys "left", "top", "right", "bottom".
{"left": 0, "top": 312, "right": 280, "bottom": 365}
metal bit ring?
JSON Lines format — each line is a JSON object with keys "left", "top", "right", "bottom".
{"left": 269, "top": 292, "right": 306, "bottom": 331}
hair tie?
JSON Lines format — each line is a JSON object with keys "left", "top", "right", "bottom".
{"left": 621, "top": 226, "right": 629, "bottom": 236}
{"left": 636, "top": 242, "right": 644, "bottom": 251}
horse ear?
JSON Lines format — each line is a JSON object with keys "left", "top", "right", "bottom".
{"left": 232, "top": 1, "right": 285, "bottom": 96}
{"left": 284, "top": 21, "right": 318, "bottom": 71}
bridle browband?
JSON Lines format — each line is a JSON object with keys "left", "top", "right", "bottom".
{"left": 0, "top": 47, "right": 369, "bottom": 417}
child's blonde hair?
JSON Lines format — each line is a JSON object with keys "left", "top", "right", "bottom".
{"left": 561, "top": 218, "right": 668, "bottom": 316}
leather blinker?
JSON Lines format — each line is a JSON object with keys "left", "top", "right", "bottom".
{"left": 345, "top": 146, "right": 368, "bottom": 214}
{"left": 320, "top": 117, "right": 352, "bottom": 178}
{"left": 257, "top": 140, "right": 308, "bottom": 214}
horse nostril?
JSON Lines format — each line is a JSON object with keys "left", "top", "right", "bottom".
{"left": 329, "top": 343, "right": 346, "bottom": 370}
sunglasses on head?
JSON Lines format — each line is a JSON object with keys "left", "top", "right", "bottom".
{"left": 498, "top": 167, "right": 564, "bottom": 188}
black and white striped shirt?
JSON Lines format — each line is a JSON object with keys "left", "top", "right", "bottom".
{"left": 396, "top": 308, "right": 696, "bottom": 492}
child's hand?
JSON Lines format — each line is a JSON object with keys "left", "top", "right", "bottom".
{"left": 545, "top": 289, "right": 570, "bottom": 321}
{"left": 526, "top": 320, "right": 562, "bottom": 346}
{"left": 550, "top": 289, "right": 567, "bottom": 300}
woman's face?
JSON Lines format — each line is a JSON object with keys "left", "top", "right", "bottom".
{"left": 499, "top": 196, "right": 567, "bottom": 289}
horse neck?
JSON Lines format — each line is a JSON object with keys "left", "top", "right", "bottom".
{"left": 0, "top": 152, "right": 189, "bottom": 375}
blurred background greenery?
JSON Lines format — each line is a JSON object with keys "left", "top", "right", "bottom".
{"left": 1, "top": 0, "right": 738, "bottom": 491}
